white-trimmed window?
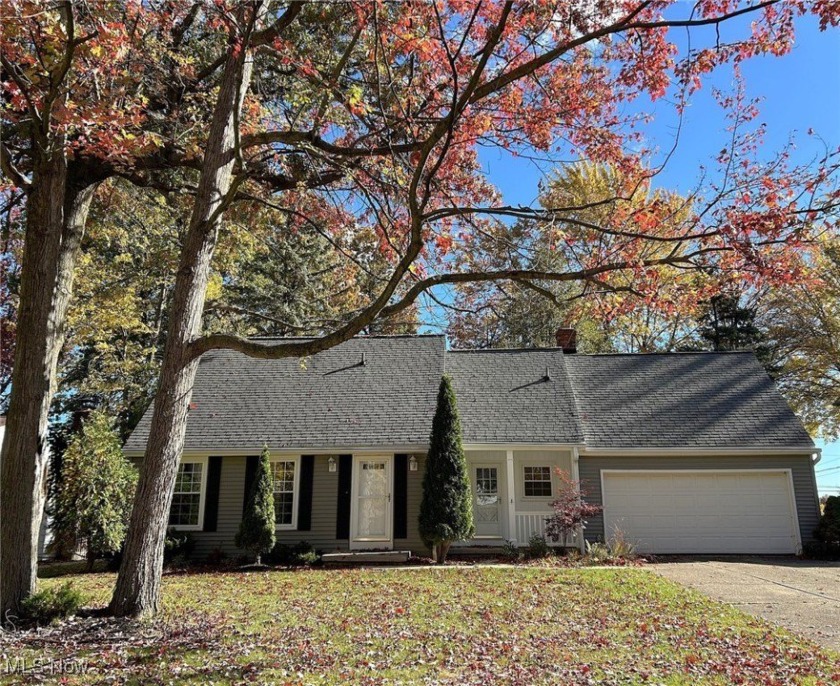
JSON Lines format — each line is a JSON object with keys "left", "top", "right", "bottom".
{"left": 270, "top": 457, "right": 300, "bottom": 529}
{"left": 169, "top": 457, "right": 207, "bottom": 530}
{"left": 523, "top": 465, "right": 553, "bottom": 497}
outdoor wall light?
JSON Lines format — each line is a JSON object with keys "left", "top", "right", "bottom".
{"left": 409, "top": 455, "right": 418, "bottom": 472}
{"left": 328, "top": 456, "right": 337, "bottom": 472}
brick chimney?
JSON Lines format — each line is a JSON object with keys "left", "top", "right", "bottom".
{"left": 555, "top": 327, "right": 577, "bottom": 354}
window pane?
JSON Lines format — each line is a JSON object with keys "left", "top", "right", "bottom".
{"left": 524, "top": 466, "right": 552, "bottom": 497}
{"left": 169, "top": 462, "right": 203, "bottom": 526}
{"left": 475, "top": 467, "right": 498, "bottom": 506}
{"left": 272, "top": 460, "right": 296, "bottom": 525}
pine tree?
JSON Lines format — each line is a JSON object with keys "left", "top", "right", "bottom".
{"left": 53, "top": 411, "right": 137, "bottom": 568}
{"left": 235, "top": 446, "right": 276, "bottom": 565}
{"left": 698, "top": 294, "right": 763, "bottom": 352}
{"left": 419, "top": 375, "right": 474, "bottom": 563}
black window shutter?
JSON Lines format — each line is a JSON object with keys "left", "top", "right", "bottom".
{"left": 242, "top": 455, "right": 259, "bottom": 515}
{"left": 203, "top": 456, "right": 223, "bottom": 532}
{"left": 394, "top": 454, "right": 408, "bottom": 539}
{"left": 297, "top": 455, "right": 315, "bottom": 531}
{"left": 336, "top": 454, "right": 352, "bottom": 539}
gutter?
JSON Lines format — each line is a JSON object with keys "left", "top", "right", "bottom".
{"left": 579, "top": 446, "right": 820, "bottom": 457}
{"left": 123, "top": 444, "right": 431, "bottom": 458}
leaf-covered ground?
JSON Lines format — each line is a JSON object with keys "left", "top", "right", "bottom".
{"left": 1, "top": 567, "right": 838, "bottom": 685}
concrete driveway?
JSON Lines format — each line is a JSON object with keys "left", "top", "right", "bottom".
{"left": 653, "top": 557, "right": 840, "bottom": 652}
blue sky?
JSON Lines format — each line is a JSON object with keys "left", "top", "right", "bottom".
{"left": 476, "top": 12, "right": 840, "bottom": 495}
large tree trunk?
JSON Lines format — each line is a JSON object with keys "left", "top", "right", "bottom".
{"left": 110, "top": 9, "right": 262, "bottom": 618}
{"left": 0, "top": 149, "right": 97, "bottom": 620}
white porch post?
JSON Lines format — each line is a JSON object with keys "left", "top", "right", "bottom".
{"left": 571, "top": 447, "right": 586, "bottom": 552}
{"left": 506, "top": 449, "right": 516, "bottom": 543}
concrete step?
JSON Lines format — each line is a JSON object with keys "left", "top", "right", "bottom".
{"left": 322, "top": 550, "right": 412, "bottom": 564}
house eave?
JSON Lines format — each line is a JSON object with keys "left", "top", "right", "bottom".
{"left": 123, "top": 443, "right": 431, "bottom": 458}
{"left": 579, "top": 445, "right": 820, "bottom": 457}
{"left": 462, "top": 442, "right": 581, "bottom": 451}
{"left": 123, "top": 443, "right": 820, "bottom": 459}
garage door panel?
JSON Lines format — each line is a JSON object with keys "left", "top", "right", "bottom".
{"left": 602, "top": 471, "right": 798, "bottom": 555}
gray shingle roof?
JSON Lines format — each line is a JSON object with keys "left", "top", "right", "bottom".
{"left": 446, "top": 349, "right": 583, "bottom": 444}
{"left": 125, "top": 337, "right": 814, "bottom": 452}
{"left": 124, "top": 335, "right": 445, "bottom": 452}
{"left": 564, "top": 352, "right": 814, "bottom": 448}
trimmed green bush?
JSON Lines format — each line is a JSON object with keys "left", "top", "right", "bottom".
{"left": 803, "top": 540, "right": 840, "bottom": 560}
{"left": 206, "top": 547, "right": 228, "bottom": 566}
{"left": 164, "top": 528, "right": 195, "bottom": 565}
{"left": 418, "top": 375, "right": 474, "bottom": 563}
{"left": 21, "top": 583, "right": 86, "bottom": 625}
{"left": 235, "top": 446, "right": 276, "bottom": 564}
{"left": 526, "top": 534, "right": 551, "bottom": 559}
{"left": 501, "top": 539, "right": 522, "bottom": 562}
{"left": 265, "top": 541, "right": 318, "bottom": 566}
{"left": 815, "top": 496, "right": 840, "bottom": 543}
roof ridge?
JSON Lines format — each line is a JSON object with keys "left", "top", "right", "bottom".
{"left": 571, "top": 350, "right": 756, "bottom": 357}
{"left": 247, "top": 333, "right": 445, "bottom": 341}
{"left": 449, "top": 346, "right": 567, "bottom": 353}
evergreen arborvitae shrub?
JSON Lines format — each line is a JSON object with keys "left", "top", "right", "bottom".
{"left": 816, "top": 496, "right": 840, "bottom": 543}
{"left": 21, "top": 582, "right": 86, "bottom": 626}
{"left": 235, "top": 446, "right": 276, "bottom": 564}
{"left": 53, "top": 411, "right": 138, "bottom": 568}
{"left": 418, "top": 375, "right": 474, "bottom": 563}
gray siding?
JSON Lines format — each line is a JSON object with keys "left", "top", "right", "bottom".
{"left": 579, "top": 454, "right": 821, "bottom": 545}
{"left": 403, "top": 454, "right": 428, "bottom": 554}
{"left": 185, "top": 454, "right": 429, "bottom": 560}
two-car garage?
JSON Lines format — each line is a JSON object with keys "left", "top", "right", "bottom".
{"left": 601, "top": 470, "right": 801, "bottom": 554}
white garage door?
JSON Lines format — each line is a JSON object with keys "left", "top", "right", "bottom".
{"left": 602, "top": 470, "right": 800, "bottom": 554}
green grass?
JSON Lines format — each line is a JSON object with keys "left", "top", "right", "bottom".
{"left": 3, "top": 567, "right": 838, "bottom": 684}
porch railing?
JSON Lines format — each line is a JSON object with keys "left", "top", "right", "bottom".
{"left": 514, "top": 512, "right": 578, "bottom": 548}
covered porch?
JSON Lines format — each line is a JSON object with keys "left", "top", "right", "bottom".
{"left": 460, "top": 446, "right": 581, "bottom": 549}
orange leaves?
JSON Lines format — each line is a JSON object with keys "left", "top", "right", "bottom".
{"left": 1, "top": 2, "right": 180, "bottom": 166}
{"left": 435, "top": 233, "right": 454, "bottom": 255}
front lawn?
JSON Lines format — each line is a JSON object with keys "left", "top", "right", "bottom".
{"left": 2, "top": 567, "right": 837, "bottom": 685}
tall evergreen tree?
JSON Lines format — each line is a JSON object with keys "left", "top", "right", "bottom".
{"left": 419, "top": 376, "right": 474, "bottom": 563}
{"left": 52, "top": 411, "right": 137, "bottom": 568}
{"left": 697, "top": 294, "right": 763, "bottom": 352}
{"left": 235, "top": 446, "right": 276, "bottom": 565}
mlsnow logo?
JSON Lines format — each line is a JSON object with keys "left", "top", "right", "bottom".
{"left": 3, "top": 656, "right": 90, "bottom": 675}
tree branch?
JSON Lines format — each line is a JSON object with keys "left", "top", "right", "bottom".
{"left": 251, "top": 1, "right": 305, "bottom": 46}
{"left": 0, "top": 142, "right": 31, "bottom": 189}
{"left": 469, "top": 0, "right": 780, "bottom": 103}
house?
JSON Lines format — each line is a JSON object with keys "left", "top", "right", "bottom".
{"left": 124, "top": 332, "right": 822, "bottom": 558}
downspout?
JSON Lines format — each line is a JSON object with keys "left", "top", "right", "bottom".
{"left": 808, "top": 448, "right": 824, "bottom": 547}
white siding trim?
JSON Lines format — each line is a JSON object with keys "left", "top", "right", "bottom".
{"left": 126, "top": 445, "right": 820, "bottom": 459}
{"left": 581, "top": 447, "right": 819, "bottom": 457}
{"left": 505, "top": 450, "right": 516, "bottom": 543}
{"left": 465, "top": 443, "right": 580, "bottom": 451}
{"left": 124, "top": 445, "right": 428, "bottom": 458}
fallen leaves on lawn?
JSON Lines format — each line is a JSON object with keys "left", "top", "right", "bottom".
{"left": 1, "top": 568, "right": 838, "bottom": 685}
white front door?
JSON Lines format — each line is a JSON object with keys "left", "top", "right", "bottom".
{"left": 473, "top": 465, "right": 503, "bottom": 538}
{"left": 350, "top": 455, "right": 393, "bottom": 549}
